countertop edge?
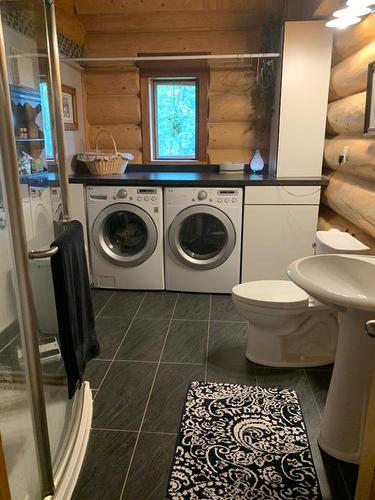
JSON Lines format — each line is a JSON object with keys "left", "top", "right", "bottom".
{"left": 68, "top": 174, "right": 329, "bottom": 187}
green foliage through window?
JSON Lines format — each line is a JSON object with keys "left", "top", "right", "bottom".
{"left": 154, "top": 80, "right": 197, "bottom": 159}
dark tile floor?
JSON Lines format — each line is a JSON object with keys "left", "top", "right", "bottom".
{"left": 73, "top": 290, "right": 359, "bottom": 500}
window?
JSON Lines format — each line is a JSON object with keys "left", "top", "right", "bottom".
{"left": 140, "top": 68, "right": 208, "bottom": 163}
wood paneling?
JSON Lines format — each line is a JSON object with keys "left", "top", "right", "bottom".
{"left": 208, "top": 122, "right": 267, "bottom": 149}
{"left": 88, "top": 125, "right": 142, "bottom": 150}
{"left": 84, "top": 31, "right": 262, "bottom": 57}
{"left": 209, "top": 92, "right": 253, "bottom": 122}
{"left": 86, "top": 96, "right": 141, "bottom": 125}
{"left": 81, "top": 3, "right": 271, "bottom": 165}
{"left": 327, "top": 92, "right": 366, "bottom": 135}
{"left": 329, "top": 41, "right": 375, "bottom": 101}
{"left": 80, "top": 10, "right": 278, "bottom": 33}
{"left": 55, "top": 5, "right": 85, "bottom": 46}
{"left": 209, "top": 68, "right": 254, "bottom": 91}
{"left": 208, "top": 148, "right": 267, "bottom": 164}
{"left": 75, "top": 0, "right": 281, "bottom": 15}
{"left": 84, "top": 70, "right": 140, "bottom": 96}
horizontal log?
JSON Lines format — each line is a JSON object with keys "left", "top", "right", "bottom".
{"left": 208, "top": 122, "right": 268, "bottom": 150}
{"left": 329, "top": 41, "right": 375, "bottom": 101}
{"left": 324, "top": 135, "right": 375, "bottom": 181}
{"left": 327, "top": 92, "right": 366, "bottom": 135}
{"left": 84, "top": 30, "right": 262, "bottom": 58}
{"left": 321, "top": 170, "right": 375, "bottom": 238}
{"left": 207, "top": 148, "right": 268, "bottom": 164}
{"left": 333, "top": 13, "right": 375, "bottom": 63}
{"left": 86, "top": 96, "right": 141, "bottom": 125}
{"left": 318, "top": 205, "right": 375, "bottom": 254}
{"left": 76, "top": 0, "right": 279, "bottom": 15}
{"left": 209, "top": 92, "right": 254, "bottom": 122}
{"left": 55, "top": 6, "right": 85, "bottom": 46}
{"left": 209, "top": 69, "right": 254, "bottom": 92}
{"left": 80, "top": 10, "right": 279, "bottom": 32}
{"left": 84, "top": 69, "right": 140, "bottom": 96}
{"left": 88, "top": 125, "right": 142, "bottom": 150}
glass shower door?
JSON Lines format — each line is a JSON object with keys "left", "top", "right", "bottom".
{"left": 0, "top": 154, "right": 42, "bottom": 499}
{"left": 0, "top": 0, "right": 75, "bottom": 491}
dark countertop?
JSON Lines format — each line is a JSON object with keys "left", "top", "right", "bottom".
{"left": 69, "top": 167, "right": 328, "bottom": 187}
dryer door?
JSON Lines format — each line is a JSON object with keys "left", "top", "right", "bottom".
{"left": 92, "top": 203, "right": 157, "bottom": 267}
{"left": 168, "top": 205, "right": 236, "bottom": 270}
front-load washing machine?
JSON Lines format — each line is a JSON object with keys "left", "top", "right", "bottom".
{"left": 164, "top": 187, "right": 243, "bottom": 293}
{"left": 87, "top": 185, "right": 164, "bottom": 290}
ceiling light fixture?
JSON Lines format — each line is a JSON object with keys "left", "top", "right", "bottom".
{"left": 326, "top": 16, "right": 362, "bottom": 28}
{"left": 347, "top": 0, "right": 375, "bottom": 7}
{"left": 334, "top": 6, "right": 371, "bottom": 16}
{"left": 325, "top": 0, "right": 374, "bottom": 29}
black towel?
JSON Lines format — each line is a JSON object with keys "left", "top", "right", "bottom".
{"left": 51, "top": 220, "right": 99, "bottom": 398}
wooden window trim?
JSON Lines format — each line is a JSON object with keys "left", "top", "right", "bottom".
{"left": 140, "top": 67, "right": 208, "bottom": 164}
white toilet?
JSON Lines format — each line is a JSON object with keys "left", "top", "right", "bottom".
{"left": 232, "top": 229, "right": 370, "bottom": 368}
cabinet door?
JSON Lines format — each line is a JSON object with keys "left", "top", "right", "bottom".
{"left": 241, "top": 205, "right": 319, "bottom": 282}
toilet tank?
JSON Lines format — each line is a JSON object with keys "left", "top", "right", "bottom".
{"left": 315, "top": 229, "right": 370, "bottom": 255}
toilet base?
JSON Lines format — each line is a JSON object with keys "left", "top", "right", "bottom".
{"left": 244, "top": 312, "right": 338, "bottom": 368}
{"left": 245, "top": 351, "right": 334, "bottom": 368}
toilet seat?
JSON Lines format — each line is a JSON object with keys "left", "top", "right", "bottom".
{"left": 232, "top": 280, "right": 310, "bottom": 311}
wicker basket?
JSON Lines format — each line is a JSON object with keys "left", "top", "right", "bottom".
{"left": 77, "top": 129, "right": 127, "bottom": 176}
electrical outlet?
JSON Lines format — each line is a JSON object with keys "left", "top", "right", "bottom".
{"left": 338, "top": 145, "right": 349, "bottom": 165}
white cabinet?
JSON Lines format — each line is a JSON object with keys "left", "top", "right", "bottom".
{"left": 270, "top": 21, "right": 333, "bottom": 178}
{"left": 241, "top": 186, "right": 320, "bottom": 282}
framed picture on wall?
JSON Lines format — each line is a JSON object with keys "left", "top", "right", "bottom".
{"left": 364, "top": 61, "right": 375, "bottom": 135}
{"left": 62, "top": 84, "right": 78, "bottom": 131}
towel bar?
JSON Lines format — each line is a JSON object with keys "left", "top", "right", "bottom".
{"left": 29, "top": 246, "right": 58, "bottom": 260}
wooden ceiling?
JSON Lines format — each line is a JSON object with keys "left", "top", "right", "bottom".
{"left": 57, "top": 0, "right": 286, "bottom": 34}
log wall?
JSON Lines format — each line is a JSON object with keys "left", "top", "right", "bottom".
{"left": 320, "top": 12, "right": 375, "bottom": 253}
{"left": 82, "top": 12, "right": 275, "bottom": 164}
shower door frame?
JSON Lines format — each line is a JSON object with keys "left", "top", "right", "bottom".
{"left": 0, "top": 1, "right": 92, "bottom": 498}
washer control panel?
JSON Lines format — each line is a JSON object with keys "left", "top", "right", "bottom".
{"left": 87, "top": 186, "right": 161, "bottom": 206}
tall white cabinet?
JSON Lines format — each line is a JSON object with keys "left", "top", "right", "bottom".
{"left": 241, "top": 186, "right": 321, "bottom": 282}
{"left": 270, "top": 21, "right": 333, "bottom": 178}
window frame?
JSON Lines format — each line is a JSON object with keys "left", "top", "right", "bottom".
{"left": 140, "top": 66, "right": 208, "bottom": 164}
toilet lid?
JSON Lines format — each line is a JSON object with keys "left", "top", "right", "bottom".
{"left": 232, "top": 280, "right": 310, "bottom": 310}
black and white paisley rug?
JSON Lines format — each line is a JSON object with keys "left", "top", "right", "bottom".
{"left": 167, "top": 382, "right": 321, "bottom": 499}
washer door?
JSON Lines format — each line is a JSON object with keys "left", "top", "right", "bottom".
{"left": 168, "top": 205, "right": 236, "bottom": 270}
{"left": 93, "top": 203, "right": 157, "bottom": 267}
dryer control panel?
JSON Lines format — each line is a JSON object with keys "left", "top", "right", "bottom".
{"left": 165, "top": 187, "right": 243, "bottom": 207}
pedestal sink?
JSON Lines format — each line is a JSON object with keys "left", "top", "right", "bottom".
{"left": 287, "top": 254, "right": 375, "bottom": 464}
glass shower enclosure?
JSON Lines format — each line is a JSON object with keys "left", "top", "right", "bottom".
{"left": 0, "top": 1, "right": 92, "bottom": 498}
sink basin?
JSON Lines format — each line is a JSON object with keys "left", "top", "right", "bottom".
{"left": 288, "top": 254, "right": 375, "bottom": 464}
{"left": 288, "top": 254, "right": 375, "bottom": 312}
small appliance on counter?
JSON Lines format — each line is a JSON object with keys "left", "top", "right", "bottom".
{"left": 219, "top": 162, "right": 245, "bottom": 173}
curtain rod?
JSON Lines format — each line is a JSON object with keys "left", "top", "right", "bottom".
{"left": 61, "top": 53, "right": 280, "bottom": 62}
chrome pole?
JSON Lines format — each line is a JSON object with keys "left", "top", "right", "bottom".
{"left": 43, "top": 0, "right": 70, "bottom": 221}
{"left": 0, "top": 10, "right": 54, "bottom": 498}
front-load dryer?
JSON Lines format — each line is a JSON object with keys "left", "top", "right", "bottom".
{"left": 87, "top": 185, "right": 164, "bottom": 290}
{"left": 164, "top": 187, "right": 243, "bottom": 293}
